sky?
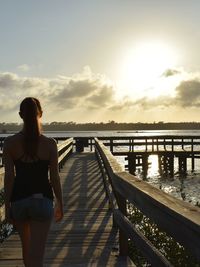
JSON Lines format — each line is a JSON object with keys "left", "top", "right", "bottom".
{"left": 1, "top": 0, "right": 200, "bottom": 123}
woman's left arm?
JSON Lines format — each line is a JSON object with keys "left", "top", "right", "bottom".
{"left": 3, "top": 138, "right": 15, "bottom": 223}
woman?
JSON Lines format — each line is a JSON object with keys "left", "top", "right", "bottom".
{"left": 3, "top": 97, "right": 63, "bottom": 267}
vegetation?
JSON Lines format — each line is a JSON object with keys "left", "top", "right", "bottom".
{"left": 2, "top": 121, "right": 200, "bottom": 132}
{"left": 0, "top": 221, "right": 12, "bottom": 243}
{"left": 0, "top": 190, "right": 13, "bottom": 243}
{"left": 127, "top": 203, "right": 200, "bottom": 267}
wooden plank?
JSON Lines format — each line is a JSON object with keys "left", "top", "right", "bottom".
{"left": 103, "top": 141, "right": 200, "bottom": 146}
{"left": 0, "top": 168, "right": 3, "bottom": 191}
{"left": 0, "top": 258, "right": 135, "bottom": 267}
{"left": 112, "top": 150, "right": 200, "bottom": 156}
{"left": 0, "top": 153, "right": 134, "bottom": 266}
{"left": 0, "top": 205, "right": 5, "bottom": 222}
{"left": 58, "top": 146, "right": 72, "bottom": 161}
{"left": 57, "top": 138, "right": 73, "bottom": 152}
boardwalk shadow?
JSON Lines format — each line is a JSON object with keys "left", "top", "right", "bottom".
{"left": 46, "top": 153, "right": 121, "bottom": 266}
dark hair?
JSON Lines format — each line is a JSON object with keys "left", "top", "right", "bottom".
{"left": 20, "top": 97, "right": 43, "bottom": 158}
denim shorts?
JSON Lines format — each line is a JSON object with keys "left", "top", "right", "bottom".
{"left": 11, "top": 195, "right": 54, "bottom": 222}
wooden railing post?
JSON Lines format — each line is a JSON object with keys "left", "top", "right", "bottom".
{"left": 191, "top": 138, "right": 195, "bottom": 171}
{"left": 110, "top": 139, "right": 113, "bottom": 153}
{"left": 115, "top": 191, "right": 128, "bottom": 256}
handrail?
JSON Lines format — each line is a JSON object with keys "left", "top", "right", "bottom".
{"left": 97, "top": 135, "right": 200, "bottom": 155}
{"left": 0, "top": 138, "right": 73, "bottom": 223}
{"left": 57, "top": 138, "right": 73, "bottom": 170}
{"left": 57, "top": 138, "right": 73, "bottom": 152}
{"left": 98, "top": 135, "right": 200, "bottom": 139}
{"left": 94, "top": 138, "right": 200, "bottom": 265}
{"left": 0, "top": 168, "right": 4, "bottom": 191}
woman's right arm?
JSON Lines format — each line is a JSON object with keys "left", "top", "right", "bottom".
{"left": 49, "top": 138, "right": 63, "bottom": 222}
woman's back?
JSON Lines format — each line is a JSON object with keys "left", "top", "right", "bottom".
{"left": 7, "top": 132, "right": 52, "bottom": 162}
{"left": 7, "top": 133, "right": 54, "bottom": 202}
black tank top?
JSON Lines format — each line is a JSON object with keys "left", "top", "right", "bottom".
{"left": 11, "top": 157, "right": 54, "bottom": 202}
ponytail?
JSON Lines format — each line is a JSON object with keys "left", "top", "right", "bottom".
{"left": 20, "top": 97, "right": 43, "bottom": 158}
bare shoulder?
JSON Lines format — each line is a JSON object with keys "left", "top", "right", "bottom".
{"left": 4, "top": 136, "right": 12, "bottom": 145}
{"left": 41, "top": 137, "right": 58, "bottom": 160}
{"left": 4, "top": 133, "right": 22, "bottom": 148}
{"left": 3, "top": 136, "right": 12, "bottom": 151}
{"left": 41, "top": 135, "right": 57, "bottom": 148}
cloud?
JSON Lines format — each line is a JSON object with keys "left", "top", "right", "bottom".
{"left": 85, "top": 85, "right": 114, "bottom": 108}
{"left": 109, "top": 98, "right": 135, "bottom": 111}
{"left": 49, "top": 67, "right": 115, "bottom": 110}
{"left": 0, "top": 72, "right": 19, "bottom": 89}
{"left": 17, "top": 64, "right": 30, "bottom": 72}
{"left": 134, "top": 96, "right": 172, "bottom": 109}
{"left": 108, "top": 74, "right": 200, "bottom": 111}
{"left": 1, "top": 66, "right": 200, "bottom": 123}
{"left": 162, "top": 68, "right": 180, "bottom": 77}
{"left": 49, "top": 79, "right": 97, "bottom": 109}
{"left": 0, "top": 72, "right": 50, "bottom": 113}
{"left": 0, "top": 67, "right": 116, "bottom": 115}
{"left": 129, "top": 78, "right": 200, "bottom": 109}
{"left": 174, "top": 79, "right": 200, "bottom": 107}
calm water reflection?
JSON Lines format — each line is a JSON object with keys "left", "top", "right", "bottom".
{"left": 117, "top": 154, "right": 200, "bottom": 206}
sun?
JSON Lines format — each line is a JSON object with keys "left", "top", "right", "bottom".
{"left": 118, "top": 40, "right": 178, "bottom": 98}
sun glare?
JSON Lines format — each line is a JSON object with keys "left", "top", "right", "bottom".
{"left": 119, "top": 41, "right": 178, "bottom": 98}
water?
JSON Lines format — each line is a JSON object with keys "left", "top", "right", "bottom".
{"left": 3, "top": 129, "right": 200, "bottom": 138}
{"left": 141, "top": 155, "right": 200, "bottom": 205}
{"left": 1, "top": 130, "right": 200, "bottom": 205}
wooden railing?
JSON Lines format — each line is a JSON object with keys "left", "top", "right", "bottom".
{"left": 0, "top": 167, "right": 4, "bottom": 222}
{"left": 94, "top": 138, "right": 200, "bottom": 266}
{"left": 0, "top": 138, "right": 73, "bottom": 223}
{"left": 96, "top": 135, "right": 200, "bottom": 154}
{"left": 57, "top": 138, "right": 73, "bottom": 170}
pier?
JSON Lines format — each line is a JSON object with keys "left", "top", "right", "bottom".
{"left": 0, "top": 136, "right": 200, "bottom": 266}
{"left": 95, "top": 135, "right": 200, "bottom": 176}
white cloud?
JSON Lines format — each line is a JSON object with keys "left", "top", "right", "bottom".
{"left": 0, "top": 67, "right": 116, "bottom": 118}
{"left": 1, "top": 66, "right": 200, "bottom": 122}
{"left": 162, "top": 68, "right": 181, "bottom": 77}
{"left": 109, "top": 68, "right": 200, "bottom": 111}
{"left": 17, "top": 64, "right": 30, "bottom": 72}
{"left": 173, "top": 79, "right": 200, "bottom": 107}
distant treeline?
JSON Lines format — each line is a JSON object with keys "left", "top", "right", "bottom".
{"left": 1, "top": 121, "right": 200, "bottom": 132}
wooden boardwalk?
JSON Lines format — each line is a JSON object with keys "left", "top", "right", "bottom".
{"left": 0, "top": 153, "right": 134, "bottom": 266}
